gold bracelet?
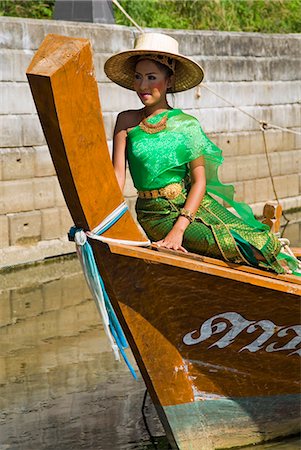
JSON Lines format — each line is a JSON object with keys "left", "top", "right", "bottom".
{"left": 179, "top": 208, "right": 195, "bottom": 223}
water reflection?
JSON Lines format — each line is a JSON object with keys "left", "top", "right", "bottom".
{"left": 0, "top": 256, "right": 162, "bottom": 450}
{"left": 0, "top": 238, "right": 300, "bottom": 450}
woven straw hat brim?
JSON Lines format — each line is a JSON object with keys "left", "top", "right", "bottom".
{"left": 104, "top": 49, "right": 204, "bottom": 93}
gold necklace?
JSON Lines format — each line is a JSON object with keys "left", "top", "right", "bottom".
{"left": 139, "top": 110, "right": 168, "bottom": 134}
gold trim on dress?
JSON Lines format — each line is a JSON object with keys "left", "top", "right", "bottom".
{"left": 138, "top": 183, "right": 182, "bottom": 200}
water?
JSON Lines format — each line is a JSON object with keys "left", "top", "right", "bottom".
{"left": 0, "top": 222, "right": 300, "bottom": 450}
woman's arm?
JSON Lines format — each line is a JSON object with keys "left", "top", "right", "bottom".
{"left": 156, "top": 155, "right": 206, "bottom": 252}
{"left": 113, "top": 112, "right": 128, "bottom": 191}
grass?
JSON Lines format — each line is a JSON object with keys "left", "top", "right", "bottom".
{"left": 0, "top": 0, "right": 300, "bottom": 33}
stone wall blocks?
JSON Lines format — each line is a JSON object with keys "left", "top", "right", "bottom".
{"left": 262, "top": 130, "right": 283, "bottom": 153}
{"left": 202, "top": 33, "right": 231, "bottom": 56}
{"left": 268, "top": 152, "right": 281, "bottom": 177}
{"left": 0, "top": 115, "right": 23, "bottom": 147}
{"left": 102, "top": 112, "right": 116, "bottom": 141}
{"left": 279, "top": 150, "right": 300, "bottom": 176}
{"left": 214, "top": 132, "right": 239, "bottom": 157}
{"left": 282, "top": 130, "right": 297, "bottom": 152}
{"left": 21, "top": 115, "right": 45, "bottom": 146}
{"left": 269, "top": 104, "right": 300, "bottom": 129}
{"left": 0, "top": 147, "right": 35, "bottom": 180}
{"left": 41, "top": 207, "right": 61, "bottom": 240}
{"left": 8, "top": 210, "right": 41, "bottom": 245}
{"left": 219, "top": 159, "right": 237, "bottom": 183}
{"left": 255, "top": 178, "right": 274, "bottom": 203}
{"left": 243, "top": 180, "right": 256, "bottom": 204}
{"left": 188, "top": 81, "right": 301, "bottom": 109}
{"left": 235, "top": 132, "right": 253, "bottom": 156}
{"left": 256, "top": 154, "right": 269, "bottom": 179}
{"left": 0, "top": 19, "right": 23, "bottom": 49}
{"left": 236, "top": 155, "right": 257, "bottom": 181}
{"left": 273, "top": 175, "right": 287, "bottom": 199}
{"left": 0, "top": 215, "right": 9, "bottom": 248}
{"left": 197, "top": 58, "right": 231, "bottom": 82}
{"left": 0, "top": 82, "right": 36, "bottom": 114}
{"left": 270, "top": 58, "right": 301, "bottom": 81}
{"left": 287, "top": 174, "right": 300, "bottom": 197}
{"left": 34, "top": 145, "right": 55, "bottom": 177}
{"left": 0, "top": 17, "right": 134, "bottom": 52}
{"left": 174, "top": 32, "right": 206, "bottom": 56}
{"left": 233, "top": 181, "right": 244, "bottom": 202}
{"left": 94, "top": 53, "right": 111, "bottom": 82}
{"left": 273, "top": 175, "right": 300, "bottom": 199}
{"left": 0, "top": 49, "right": 34, "bottom": 82}
{"left": 98, "top": 83, "right": 141, "bottom": 112}
{"left": 59, "top": 206, "right": 73, "bottom": 237}
{"left": 33, "top": 177, "right": 56, "bottom": 210}
{"left": 230, "top": 35, "right": 266, "bottom": 57}
{"left": 54, "top": 177, "right": 66, "bottom": 207}
{"left": 0, "top": 179, "right": 34, "bottom": 214}
{"left": 293, "top": 128, "right": 301, "bottom": 150}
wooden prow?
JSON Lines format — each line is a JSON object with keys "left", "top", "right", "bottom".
{"left": 26, "top": 34, "right": 145, "bottom": 242}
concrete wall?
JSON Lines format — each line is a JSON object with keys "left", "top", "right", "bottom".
{"left": 0, "top": 17, "right": 300, "bottom": 267}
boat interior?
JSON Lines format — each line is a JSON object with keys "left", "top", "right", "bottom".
{"left": 104, "top": 240, "right": 301, "bottom": 295}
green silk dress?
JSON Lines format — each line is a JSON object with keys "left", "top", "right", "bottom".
{"left": 126, "top": 109, "right": 297, "bottom": 275}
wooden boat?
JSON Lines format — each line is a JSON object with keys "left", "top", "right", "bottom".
{"left": 26, "top": 34, "right": 301, "bottom": 450}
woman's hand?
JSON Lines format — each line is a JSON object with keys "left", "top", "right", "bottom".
{"left": 155, "top": 219, "right": 189, "bottom": 253}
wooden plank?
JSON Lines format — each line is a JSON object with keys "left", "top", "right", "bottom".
{"left": 151, "top": 243, "right": 301, "bottom": 285}
{"left": 107, "top": 242, "right": 301, "bottom": 295}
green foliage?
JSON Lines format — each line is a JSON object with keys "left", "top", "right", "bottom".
{"left": 0, "top": 0, "right": 300, "bottom": 32}
{"left": 0, "top": 0, "right": 55, "bottom": 19}
{"left": 113, "top": 0, "right": 301, "bottom": 33}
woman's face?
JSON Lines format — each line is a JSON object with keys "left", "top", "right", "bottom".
{"left": 133, "top": 59, "right": 171, "bottom": 108}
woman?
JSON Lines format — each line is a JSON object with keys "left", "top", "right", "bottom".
{"left": 104, "top": 32, "right": 299, "bottom": 275}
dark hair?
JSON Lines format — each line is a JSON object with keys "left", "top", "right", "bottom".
{"left": 135, "top": 58, "right": 173, "bottom": 79}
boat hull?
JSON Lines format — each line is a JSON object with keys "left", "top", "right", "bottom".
{"left": 95, "top": 242, "right": 301, "bottom": 449}
{"left": 164, "top": 394, "right": 300, "bottom": 449}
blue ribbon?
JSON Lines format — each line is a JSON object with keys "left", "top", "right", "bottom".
{"left": 69, "top": 203, "right": 137, "bottom": 379}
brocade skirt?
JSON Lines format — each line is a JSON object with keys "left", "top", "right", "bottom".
{"left": 136, "top": 190, "right": 284, "bottom": 274}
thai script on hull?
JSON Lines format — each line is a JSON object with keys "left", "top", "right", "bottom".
{"left": 183, "top": 312, "right": 301, "bottom": 356}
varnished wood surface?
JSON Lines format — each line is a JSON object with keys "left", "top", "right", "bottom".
{"left": 94, "top": 242, "right": 300, "bottom": 403}
{"left": 94, "top": 242, "right": 300, "bottom": 448}
{"left": 26, "top": 34, "right": 145, "bottom": 242}
{"left": 107, "top": 243, "right": 301, "bottom": 295}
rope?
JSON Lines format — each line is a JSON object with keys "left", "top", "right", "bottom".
{"left": 112, "top": 0, "right": 144, "bottom": 33}
{"left": 199, "top": 83, "right": 300, "bottom": 234}
{"left": 70, "top": 203, "right": 150, "bottom": 379}
{"left": 200, "top": 84, "right": 301, "bottom": 136}
{"left": 260, "top": 127, "right": 290, "bottom": 229}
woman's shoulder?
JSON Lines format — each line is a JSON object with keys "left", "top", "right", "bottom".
{"left": 116, "top": 109, "right": 143, "bottom": 132}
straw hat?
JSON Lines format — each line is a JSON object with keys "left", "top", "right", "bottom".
{"left": 104, "top": 32, "right": 204, "bottom": 93}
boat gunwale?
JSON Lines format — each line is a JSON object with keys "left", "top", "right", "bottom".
{"left": 104, "top": 242, "right": 301, "bottom": 295}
